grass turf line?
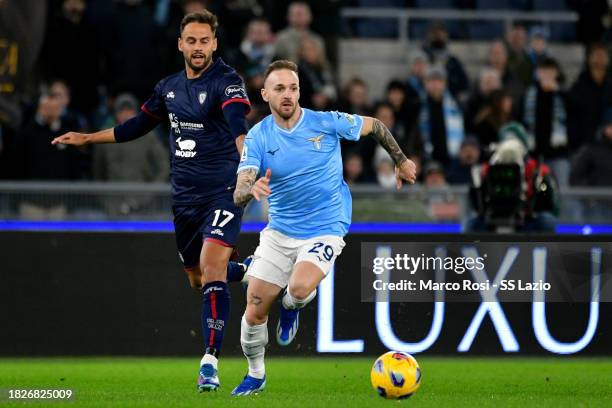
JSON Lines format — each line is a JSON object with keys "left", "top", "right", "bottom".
{"left": 0, "top": 357, "right": 610, "bottom": 407}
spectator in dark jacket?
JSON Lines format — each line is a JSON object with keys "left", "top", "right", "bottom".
{"left": 570, "top": 109, "right": 612, "bottom": 187}
{"left": 105, "top": 0, "right": 164, "bottom": 101}
{"left": 42, "top": 0, "right": 103, "bottom": 125}
{"left": 338, "top": 77, "right": 371, "bottom": 116}
{"left": 504, "top": 23, "right": 533, "bottom": 88}
{"left": 385, "top": 81, "right": 407, "bottom": 133}
{"left": 0, "top": 0, "right": 47, "bottom": 179}
{"left": 225, "top": 18, "right": 276, "bottom": 79}
{"left": 570, "top": 109, "right": 612, "bottom": 221}
{"left": 521, "top": 57, "right": 570, "bottom": 186}
{"left": 464, "top": 68, "right": 502, "bottom": 133}
{"left": 297, "top": 35, "right": 336, "bottom": 110}
{"left": 487, "top": 39, "right": 525, "bottom": 106}
{"left": 419, "top": 65, "right": 465, "bottom": 168}
{"left": 473, "top": 89, "right": 514, "bottom": 150}
{"left": 16, "top": 81, "right": 89, "bottom": 179}
{"left": 567, "top": 43, "right": 612, "bottom": 150}
{"left": 446, "top": 136, "right": 481, "bottom": 185}
{"left": 422, "top": 22, "right": 470, "bottom": 99}
{"left": 404, "top": 50, "right": 429, "bottom": 130}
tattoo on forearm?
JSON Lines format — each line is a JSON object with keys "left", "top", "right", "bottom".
{"left": 234, "top": 168, "right": 258, "bottom": 207}
{"left": 249, "top": 293, "right": 263, "bottom": 305}
{"left": 368, "top": 119, "right": 407, "bottom": 166}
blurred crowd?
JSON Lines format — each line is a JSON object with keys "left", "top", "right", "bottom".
{"left": 0, "top": 0, "right": 611, "bottom": 197}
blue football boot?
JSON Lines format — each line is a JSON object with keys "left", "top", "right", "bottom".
{"left": 197, "top": 363, "right": 219, "bottom": 392}
{"left": 231, "top": 374, "right": 266, "bottom": 396}
{"left": 276, "top": 303, "right": 299, "bottom": 346}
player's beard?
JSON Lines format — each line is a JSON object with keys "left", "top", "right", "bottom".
{"left": 275, "top": 100, "right": 297, "bottom": 120}
{"left": 185, "top": 52, "right": 211, "bottom": 73}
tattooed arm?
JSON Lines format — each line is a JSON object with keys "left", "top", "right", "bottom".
{"left": 360, "top": 117, "right": 407, "bottom": 166}
{"left": 360, "top": 116, "right": 417, "bottom": 187}
{"left": 233, "top": 168, "right": 272, "bottom": 207}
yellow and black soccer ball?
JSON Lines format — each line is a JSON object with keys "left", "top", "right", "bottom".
{"left": 370, "top": 351, "right": 421, "bottom": 400}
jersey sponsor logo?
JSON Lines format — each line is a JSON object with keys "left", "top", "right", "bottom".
{"left": 180, "top": 121, "right": 204, "bottom": 130}
{"left": 210, "top": 228, "right": 225, "bottom": 237}
{"left": 307, "top": 134, "right": 324, "bottom": 150}
{"left": 225, "top": 84, "right": 247, "bottom": 99}
{"left": 175, "top": 137, "right": 197, "bottom": 158}
{"left": 166, "top": 91, "right": 175, "bottom": 99}
{"left": 266, "top": 148, "right": 280, "bottom": 156}
{"left": 198, "top": 91, "right": 207, "bottom": 105}
{"left": 168, "top": 113, "right": 204, "bottom": 135}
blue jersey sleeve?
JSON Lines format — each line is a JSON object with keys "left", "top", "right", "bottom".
{"left": 219, "top": 73, "right": 251, "bottom": 112}
{"left": 331, "top": 111, "right": 364, "bottom": 141}
{"left": 141, "top": 80, "right": 167, "bottom": 121}
{"left": 237, "top": 128, "right": 263, "bottom": 175}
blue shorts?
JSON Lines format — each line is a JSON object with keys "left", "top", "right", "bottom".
{"left": 172, "top": 197, "right": 243, "bottom": 268}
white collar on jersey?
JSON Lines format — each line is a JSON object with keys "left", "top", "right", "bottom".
{"left": 273, "top": 107, "right": 306, "bottom": 134}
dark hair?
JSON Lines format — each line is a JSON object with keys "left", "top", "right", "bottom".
{"left": 489, "top": 89, "right": 511, "bottom": 116}
{"left": 263, "top": 59, "right": 298, "bottom": 83}
{"left": 386, "top": 80, "right": 405, "bottom": 92}
{"left": 180, "top": 10, "right": 218, "bottom": 35}
{"left": 536, "top": 56, "right": 558, "bottom": 70}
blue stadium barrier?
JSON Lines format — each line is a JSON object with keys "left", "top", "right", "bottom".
{"left": 1, "top": 220, "right": 611, "bottom": 234}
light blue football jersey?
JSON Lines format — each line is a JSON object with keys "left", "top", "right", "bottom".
{"left": 238, "top": 108, "right": 364, "bottom": 239}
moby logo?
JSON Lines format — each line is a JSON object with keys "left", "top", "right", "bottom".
{"left": 175, "top": 137, "right": 196, "bottom": 158}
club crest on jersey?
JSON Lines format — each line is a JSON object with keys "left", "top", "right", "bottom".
{"left": 175, "top": 137, "right": 196, "bottom": 158}
{"left": 198, "top": 91, "right": 207, "bottom": 105}
{"left": 166, "top": 91, "right": 175, "bottom": 99}
{"left": 307, "top": 134, "right": 324, "bottom": 150}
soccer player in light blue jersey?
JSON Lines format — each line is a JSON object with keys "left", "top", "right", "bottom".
{"left": 230, "top": 60, "right": 416, "bottom": 395}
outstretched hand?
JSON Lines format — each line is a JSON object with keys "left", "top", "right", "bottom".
{"left": 395, "top": 159, "right": 417, "bottom": 189}
{"left": 51, "top": 132, "right": 88, "bottom": 146}
{"left": 251, "top": 168, "right": 272, "bottom": 201}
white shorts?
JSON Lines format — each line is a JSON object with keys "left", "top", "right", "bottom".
{"left": 246, "top": 228, "right": 346, "bottom": 288}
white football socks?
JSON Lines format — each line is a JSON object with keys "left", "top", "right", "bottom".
{"left": 200, "top": 353, "right": 218, "bottom": 370}
{"left": 281, "top": 287, "right": 317, "bottom": 310}
{"left": 240, "top": 315, "right": 268, "bottom": 379}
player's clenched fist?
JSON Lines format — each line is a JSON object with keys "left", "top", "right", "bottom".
{"left": 51, "top": 132, "right": 89, "bottom": 146}
{"left": 251, "top": 168, "right": 272, "bottom": 201}
{"left": 395, "top": 159, "right": 417, "bottom": 189}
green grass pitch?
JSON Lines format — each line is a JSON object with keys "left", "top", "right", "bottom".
{"left": 0, "top": 357, "right": 610, "bottom": 407}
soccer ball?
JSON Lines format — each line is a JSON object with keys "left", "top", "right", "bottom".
{"left": 370, "top": 351, "right": 421, "bottom": 400}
